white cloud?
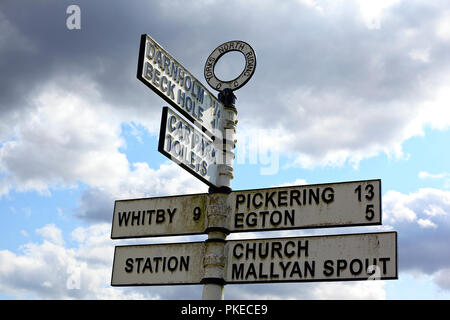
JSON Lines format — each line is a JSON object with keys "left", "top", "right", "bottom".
{"left": 417, "top": 218, "right": 437, "bottom": 229}
{"left": 383, "top": 188, "right": 450, "bottom": 279}
{"left": 433, "top": 268, "right": 450, "bottom": 290}
{"left": 36, "top": 224, "right": 64, "bottom": 246}
{"left": 409, "top": 48, "right": 431, "bottom": 63}
{"left": 0, "top": 79, "right": 126, "bottom": 195}
{"left": 384, "top": 188, "right": 450, "bottom": 226}
{"left": 0, "top": 223, "right": 156, "bottom": 299}
{"left": 296, "top": 0, "right": 323, "bottom": 12}
{"left": 2, "top": 0, "right": 450, "bottom": 175}
{"left": 355, "top": 0, "right": 401, "bottom": 29}
{"left": 0, "top": 78, "right": 207, "bottom": 203}
{"left": 418, "top": 171, "right": 448, "bottom": 179}
{"left": 435, "top": 11, "right": 450, "bottom": 40}
{"left": 276, "top": 179, "right": 308, "bottom": 188}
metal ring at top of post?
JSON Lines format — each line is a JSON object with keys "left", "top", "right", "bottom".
{"left": 204, "top": 40, "right": 256, "bottom": 92}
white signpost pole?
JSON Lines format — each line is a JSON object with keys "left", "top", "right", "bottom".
{"left": 201, "top": 89, "right": 237, "bottom": 300}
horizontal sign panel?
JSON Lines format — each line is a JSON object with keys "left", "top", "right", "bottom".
{"left": 111, "top": 232, "right": 397, "bottom": 286}
{"left": 111, "top": 180, "right": 382, "bottom": 239}
{"left": 111, "top": 193, "right": 207, "bottom": 239}
{"left": 137, "top": 34, "right": 224, "bottom": 137}
{"left": 229, "top": 179, "right": 382, "bottom": 233}
{"left": 111, "top": 242, "right": 205, "bottom": 286}
{"left": 225, "top": 232, "right": 397, "bottom": 284}
{"left": 158, "top": 106, "right": 219, "bottom": 188}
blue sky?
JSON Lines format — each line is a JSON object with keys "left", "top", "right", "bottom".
{"left": 1, "top": 0, "right": 450, "bottom": 299}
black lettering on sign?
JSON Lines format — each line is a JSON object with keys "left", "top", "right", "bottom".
{"left": 270, "top": 210, "right": 282, "bottom": 226}
{"left": 117, "top": 208, "right": 176, "bottom": 227}
{"left": 233, "top": 243, "right": 244, "bottom": 259}
{"left": 233, "top": 240, "right": 309, "bottom": 262}
{"left": 233, "top": 210, "right": 296, "bottom": 229}
{"left": 309, "top": 188, "right": 320, "bottom": 205}
{"left": 193, "top": 206, "right": 201, "bottom": 221}
{"left": 290, "top": 190, "right": 301, "bottom": 206}
{"left": 234, "top": 188, "right": 336, "bottom": 212}
{"left": 232, "top": 263, "right": 244, "bottom": 280}
{"left": 246, "top": 242, "right": 257, "bottom": 260}
{"left": 265, "top": 192, "right": 276, "bottom": 207}
{"left": 322, "top": 257, "right": 391, "bottom": 278}
{"left": 271, "top": 242, "right": 282, "bottom": 259}
{"left": 323, "top": 260, "right": 334, "bottom": 276}
{"left": 253, "top": 192, "right": 263, "bottom": 208}
{"left": 235, "top": 194, "right": 245, "bottom": 209}
{"left": 231, "top": 260, "right": 315, "bottom": 281}
{"left": 245, "top": 263, "right": 257, "bottom": 280}
{"left": 234, "top": 212, "right": 244, "bottom": 228}
{"left": 123, "top": 256, "right": 190, "bottom": 273}
{"left": 125, "top": 258, "right": 133, "bottom": 273}
{"left": 355, "top": 184, "right": 375, "bottom": 202}
{"left": 278, "top": 190, "right": 288, "bottom": 206}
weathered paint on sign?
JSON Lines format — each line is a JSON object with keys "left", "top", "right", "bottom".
{"left": 111, "top": 192, "right": 207, "bottom": 239}
{"left": 111, "top": 180, "right": 382, "bottom": 239}
{"left": 111, "top": 242, "right": 205, "bottom": 286}
{"left": 158, "top": 106, "right": 219, "bottom": 189}
{"left": 228, "top": 179, "right": 382, "bottom": 233}
{"left": 111, "top": 232, "right": 397, "bottom": 286}
{"left": 137, "top": 34, "right": 224, "bottom": 137}
{"left": 225, "top": 232, "right": 397, "bottom": 284}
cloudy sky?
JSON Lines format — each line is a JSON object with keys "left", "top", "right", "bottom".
{"left": 1, "top": 0, "right": 450, "bottom": 299}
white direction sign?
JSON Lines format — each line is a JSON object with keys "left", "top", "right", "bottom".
{"left": 226, "top": 232, "right": 397, "bottom": 283}
{"left": 111, "top": 192, "right": 206, "bottom": 239}
{"left": 111, "top": 232, "right": 397, "bottom": 286}
{"left": 229, "top": 179, "right": 382, "bottom": 233}
{"left": 137, "top": 34, "right": 224, "bottom": 137}
{"left": 111, "top": 242, "right": 205, "bottom": 286}
{"left": 111, "top": 179, "right": 382, "bottom": 239}
{"left": 158, "top": 106, "right": 219, "bottom": 188}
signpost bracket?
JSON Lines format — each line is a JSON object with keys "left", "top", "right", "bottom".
{"left": 218, "top": 88, "right": 237, "bottom": 106}
{"left": 208, "top": 186, "right": 232, "bottom": 194}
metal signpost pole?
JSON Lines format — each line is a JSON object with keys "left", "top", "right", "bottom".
{"left": 202, "top": 89, "right": 237, "bottom": 300}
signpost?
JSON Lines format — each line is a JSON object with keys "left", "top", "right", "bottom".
{"left": 110, "top": 35, "right": 398, "bottom": 300}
